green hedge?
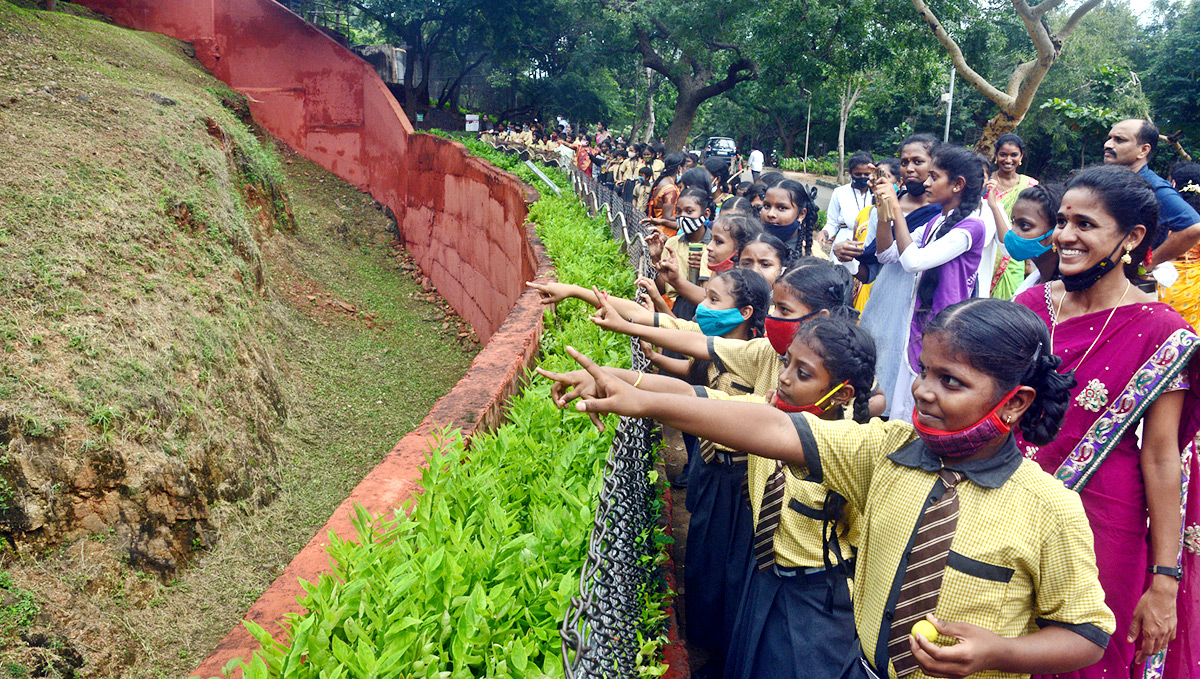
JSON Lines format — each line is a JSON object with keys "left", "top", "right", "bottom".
{"left": 777, "top": 153, "right": 840, "bottom": 178}
{"left": 221, "top": 136, "right": 667, "bottom": 679}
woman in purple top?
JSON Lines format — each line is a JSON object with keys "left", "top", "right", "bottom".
{"left": 875, "top": 145, "right": 987, "bottom": 420}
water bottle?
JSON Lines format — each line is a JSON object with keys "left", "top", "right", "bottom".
{"left": 688, "top": 243, "right": 704, "bottom": 285}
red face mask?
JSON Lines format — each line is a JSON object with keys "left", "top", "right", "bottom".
{"left": 910, "top": 386, "right": 1020, "bottom": 458}
{"left": 771, "top": 381, "right": 848, "bottom": 416}
{"left": 707, "top": 252, "right": 736, "bottom": 273}
{"left": 764, "top": 311, "right": 819, "bottom": 356}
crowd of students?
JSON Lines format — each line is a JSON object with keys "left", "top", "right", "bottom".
{"left": 497, "top": 119, "right": 1200, "bottom": 679}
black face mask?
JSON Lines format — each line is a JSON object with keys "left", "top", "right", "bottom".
{"left": 904, "top": 180, "right": 927, "bottom": 197}
{"left": 851, "top": 176, "right": 870, "bottom": 190}
{"left": 1059, "top": 239, "right": 1126, "bottom": 292}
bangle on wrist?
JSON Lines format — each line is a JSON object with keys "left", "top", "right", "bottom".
{"left": 632, "top": 371, "right": 644, "bottom": 389}
{"left": 1149, "top": 565, "right": 1182, "bottom": 580}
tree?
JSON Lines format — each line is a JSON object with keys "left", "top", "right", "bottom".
{"left": 618, "top": 0, "right": 758, "bottom": 151}
{"left": 908, "top": 0, "right": 1106, "bottom": 154}
{"left": 1145, "top": 0, "right": 1200, "bottom": 158}
{"left": 834, "top": 74, "right": 868, "bottom": 181}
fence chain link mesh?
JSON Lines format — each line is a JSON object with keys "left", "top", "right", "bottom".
{"left": 483, "top": 137, "right": 670, "bottom": 678}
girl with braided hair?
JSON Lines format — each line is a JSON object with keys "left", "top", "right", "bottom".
{"left": 877, "top": 144, "right": 987, "bottom": 421}
{"left": 547, "top": 298, "right": 1116, "bottom": 679}
{"left": 535, "top": 314, "right": 876, "bottom": 679}
{"left": 761, "top": 179, "right": 821, "bottom": 263}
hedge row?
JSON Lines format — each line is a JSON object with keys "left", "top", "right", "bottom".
{"left": 221, "top": 136, "right": 667, "bottom": 679}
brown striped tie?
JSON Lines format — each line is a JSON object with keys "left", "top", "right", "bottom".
{"left": 887, "top": 468, "right": 964, "bottom": 677}
{"left": 752, "top": 460, "right": 786, "bottom": 571}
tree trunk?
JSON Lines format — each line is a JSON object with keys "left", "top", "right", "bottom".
{"left": 837, "top": 81, "right": 863, "bottom": 183}
{"left": 46, "top": 0, "right": 56, "bottom": 10}
{"left": 974, "top": 110, "right": 1021, "bottom": 157}
{"left": 642, "top": 67, "right": 658, "bottom": 144}
{"left": 781, "top": 132, "right": 796, "bottom": 159}
{"left": 664, "top": 90, "right": 700, "bottom": 153}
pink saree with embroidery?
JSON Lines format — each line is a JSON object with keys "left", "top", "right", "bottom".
{"left": 1014, "top": 284, "right": 1200, "bottom": 679}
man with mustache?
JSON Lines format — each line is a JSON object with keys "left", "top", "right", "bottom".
{"left": 1103, "top": 119, "right": 1200, "bottom": 272}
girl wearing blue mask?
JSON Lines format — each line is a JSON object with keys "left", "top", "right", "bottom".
{"left": 1001, "top": 184, "right": 1064, "bottom": 297}
{"left": 589, "top": 268, "right": 772, "bottom": 675}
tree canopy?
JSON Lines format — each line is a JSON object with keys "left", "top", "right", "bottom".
{"left": 329, "top": 0, "right": 1198, "bottom": 176}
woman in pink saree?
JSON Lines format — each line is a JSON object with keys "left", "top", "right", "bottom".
{"left": 1014, "top": 165, "right": 1199, "bottom": 679}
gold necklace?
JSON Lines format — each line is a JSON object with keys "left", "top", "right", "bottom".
{"left": 1050, "top": 279, "right": 1131, "bottom": 367}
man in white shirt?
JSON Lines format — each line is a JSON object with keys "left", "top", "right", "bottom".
{"left": 822, "top": 152, "right": 875, "bottom": 268}
{"left": 748, "top": 148, "right": 764, "bottom": 181}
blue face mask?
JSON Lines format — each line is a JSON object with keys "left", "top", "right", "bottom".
{"left": 1004, "top": 230, "right": 1053, "bottom": 261}
{"left": 694, "top": 303, "right": 747, "bottom": 337}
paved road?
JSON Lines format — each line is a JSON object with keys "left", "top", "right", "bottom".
{"left": 735, "top": 167, "right": 838, "bottom": 212}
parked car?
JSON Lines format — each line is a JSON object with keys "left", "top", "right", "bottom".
{"left": 701, "top": 136, "right": 737, "bottom": 162}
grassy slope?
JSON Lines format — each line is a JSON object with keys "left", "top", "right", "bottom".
{"left": 0, "top": 3, "right": 474, "bottom": 676}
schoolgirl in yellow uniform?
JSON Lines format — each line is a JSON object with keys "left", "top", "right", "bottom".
{"left": 559, "top": 297, "right": 1116, "bottom": 679}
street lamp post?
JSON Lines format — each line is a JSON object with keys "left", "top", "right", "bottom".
{"left": 802, "top": 88, "right": 812, "bottom": 175}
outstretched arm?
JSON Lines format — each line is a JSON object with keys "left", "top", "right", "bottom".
{"left": 590, "top": 294, "right": 715, "bottom": 360}
{"left": 526, "top": 282, "right": 656, "bottom": 326}
{"left": 561, "top": 347, "right": 806, "bottom": 465}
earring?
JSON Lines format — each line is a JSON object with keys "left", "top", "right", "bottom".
{"left": 1120, "top": 246, "right": 1133, "bottom": 265}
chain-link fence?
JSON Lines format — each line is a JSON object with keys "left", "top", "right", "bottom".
{"left": 479, "top": 137, "right": 672, "bottom": 678}
{"left": 557, "top": 165, "right": 668, "bottom": 679}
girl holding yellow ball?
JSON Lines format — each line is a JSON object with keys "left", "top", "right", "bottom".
{"left": 554, "top": 298, "right": 1115, "bottom": 679}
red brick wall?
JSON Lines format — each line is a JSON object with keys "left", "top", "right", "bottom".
{"left": 77, "top": 0, "right": 534, "bottom": 343}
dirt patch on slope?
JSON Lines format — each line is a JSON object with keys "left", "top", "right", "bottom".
{"left": 0, "top": 3, "right": 478, "bottom": 676}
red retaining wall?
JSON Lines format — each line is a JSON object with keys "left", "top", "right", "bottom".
{"left": 77, "top": 0, "right": 536, "bottom": 344}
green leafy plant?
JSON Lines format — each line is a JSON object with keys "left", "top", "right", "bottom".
{"left": 223, "top": 145, "right": 670, "bottom": 678}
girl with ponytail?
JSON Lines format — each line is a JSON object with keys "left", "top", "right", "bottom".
{"left": 877, "top": 144, "right": 988, "bottom": 421}
{"left": 548, "top": 298, "right": 1116, "bottom": 679}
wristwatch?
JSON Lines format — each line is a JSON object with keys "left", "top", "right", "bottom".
{"left": 1148, "top": 565, "right": 1183, "bottom": 580}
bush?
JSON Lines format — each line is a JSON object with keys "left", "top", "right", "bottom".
{"left": 777, "top": 152, "right": 840, "bottom": 177}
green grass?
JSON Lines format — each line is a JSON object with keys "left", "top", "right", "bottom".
{"left": 0, "top": 3, "right": 479, "bottom": 675}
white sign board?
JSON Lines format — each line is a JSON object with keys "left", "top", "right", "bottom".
{"left": 465, "top": 114, "right": 480, "bottom": 132}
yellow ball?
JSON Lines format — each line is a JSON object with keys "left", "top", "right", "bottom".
{"left": 911, "top": 619, "right": 938, "bottom": 643}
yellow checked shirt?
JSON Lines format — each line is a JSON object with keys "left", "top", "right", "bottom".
{"left": 788, "top": 414, "right": 1115, "bottom": 679}
{"left": 697, "top": 388, "right": 860, "bottom": 570}
{"left": 710, "top": 336, "right": 783, "bottom": 394}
